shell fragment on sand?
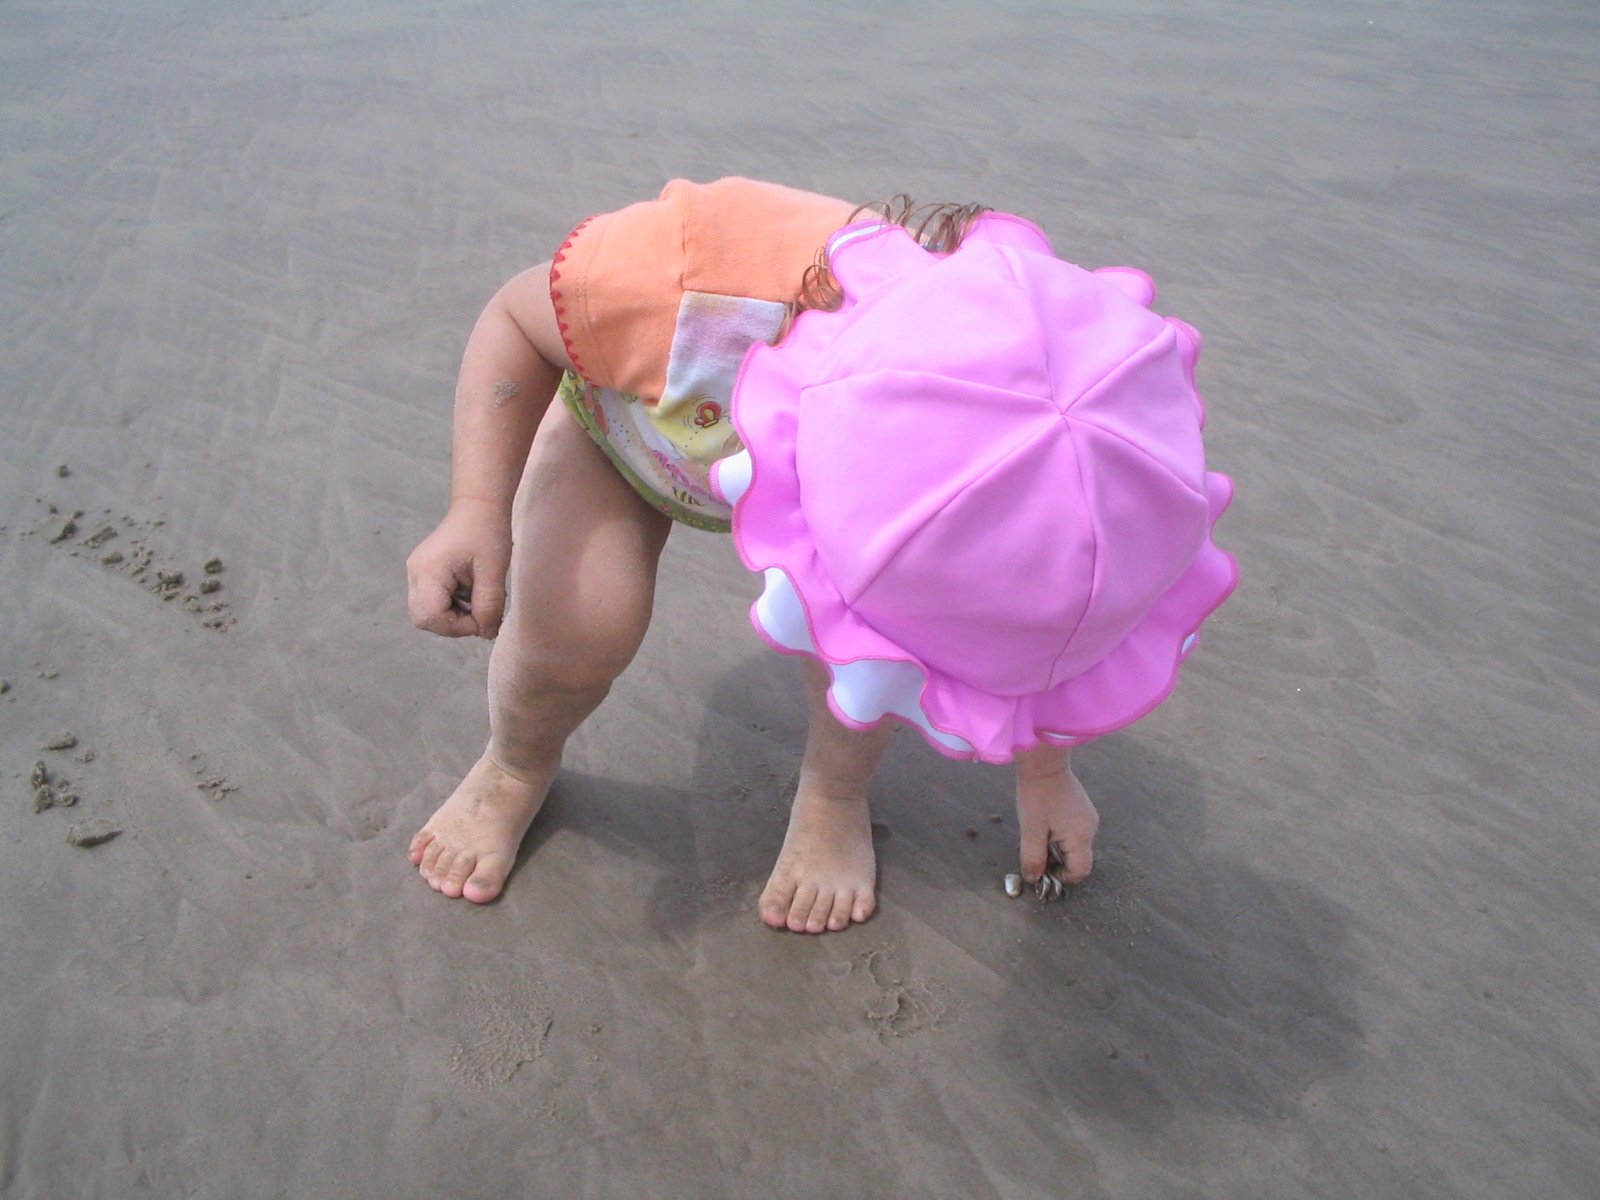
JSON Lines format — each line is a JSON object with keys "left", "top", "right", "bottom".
{"left": 66, "top": 819, "right": 122, "bottom": 847}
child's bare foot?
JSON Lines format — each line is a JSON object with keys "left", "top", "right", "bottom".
{"left": 1015, "top": 748, "right": 1100, "bottom": 887}
{"left": 759, "top": 779, "right": 876, "bottom": 934}
{"left": 407, "top": 752, "right": 556, "bottom": 903}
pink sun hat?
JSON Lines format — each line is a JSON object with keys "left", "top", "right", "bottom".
{"left": 710, "top": 213, "right": 1238, "bottom": 764}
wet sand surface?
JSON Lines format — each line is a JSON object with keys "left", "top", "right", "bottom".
{"left": 2, "top": 3, "right": 1596, "bottom": 1197}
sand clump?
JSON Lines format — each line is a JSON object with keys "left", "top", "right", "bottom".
{"left": 23, "top": 486, "right": 235, "bottom": 631}
{"left": 28, "top": 754, "right": 81, "bottom": 814}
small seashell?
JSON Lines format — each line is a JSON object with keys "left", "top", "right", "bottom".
{"left": 1035, "top": 873, "right": 1065, "bottom": 902}
{"left": 1003, "top": 873, "right": 1024, "bottom": 898}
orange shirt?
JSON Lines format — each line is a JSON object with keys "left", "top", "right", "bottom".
{"left": 550, "top": 177, "right": 855, "bottom": 401}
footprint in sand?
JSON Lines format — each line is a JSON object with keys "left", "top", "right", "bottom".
{"left": 449, "top": 980, "right": 555, "bottom": 1090}
{"left": 856, "top": 945, "right": 953, "bottom": 1040}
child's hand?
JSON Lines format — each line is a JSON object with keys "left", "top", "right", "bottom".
{"left": 405, "top": 500, "right": 511, "bottom": 638}
{"left": 1014, "top": 746, "right": 1100, "bottom": 889}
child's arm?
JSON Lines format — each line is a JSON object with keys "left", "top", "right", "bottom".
{"left": 406, "top": 262, "right": 571, "bottom": 638}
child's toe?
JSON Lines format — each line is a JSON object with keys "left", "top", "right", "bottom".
{"left": 418, "top": 838, "right": 446, "bottom": 882}
{"left": 407, "top": 829, "right": 434, "bottom": 864}
{"left": 427, "top": 846, "right": 457, "bottom": 889}
{"left": 804, "top": 889, "right": 835, "bottom": 933}
{"left": 439, "top": 852, "right": 475, "bottom": 897}
{"left": 758, "top": 875, "right": 795, "bottom": 928}
{"left": 787, "top": 882, "right": 821, "bottom": 932}
{"left": 463, "top": 854, "right": 511, "bottom": 904}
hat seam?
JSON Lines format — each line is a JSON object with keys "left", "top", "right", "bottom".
{"left": 988, "top": 260, "right": 1201, "bottom": 690}
{"left": 810, "top": 382, "right": 1064, "bottom": 610}
{"left": 989, "top": 244, "right": 1060, "bottom": 410}
{"left": 1044, "top": 416, "right": 1099, "bottom": 688}
{"left": 988, "top": 244, "right": 1099, "bottom": 689}
{"left": 1042, "top": 410, "right": 1212, "bottom": 690}
{"left": 1061, "top": 324, "right": 1208, "bottom": 504}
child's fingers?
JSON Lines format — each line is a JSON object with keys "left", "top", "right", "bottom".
{"left": 408, "top": 576, "right": 479, "bottom": 637}
{"left": 1017, "top": 810, "right": 1054, "bottom": 882}
{"left": 1054, "top": 838, "right": 1094, "bottom": 885}
{"left": 467, "top": 573, "right": 507, "bottom": 639}
{"left": 1020, "top": 823, "right": 1094, "bottom": 885}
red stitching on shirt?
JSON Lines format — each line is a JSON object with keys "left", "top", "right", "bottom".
{"left": 549, "top": 215, "right": 597, "bottom": 382}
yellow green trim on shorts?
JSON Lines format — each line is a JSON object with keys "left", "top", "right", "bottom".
{"left": 558, "top": 372, "right": 733, "bottom": 533}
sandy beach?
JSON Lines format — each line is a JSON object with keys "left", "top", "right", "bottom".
{"left": 3, "top": 2, "right": 1597, "bottom": 1196}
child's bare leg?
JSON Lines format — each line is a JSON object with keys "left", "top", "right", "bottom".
{"left": 759, "top": 659, "right": 892, "bottom": 933}
{"left": 409, "top": 406, "right": 671, "bottom": 903}
{"left": 1014, "top": 743, "right": 1100, "bottom": 886}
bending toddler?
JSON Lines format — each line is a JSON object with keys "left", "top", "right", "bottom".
{"left": 405, "top": 178, "right": 1236, "bottom": 933}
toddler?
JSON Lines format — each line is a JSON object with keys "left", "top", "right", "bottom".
{"left": 405, "top": 178, "right": 1236, "bottom": 933}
